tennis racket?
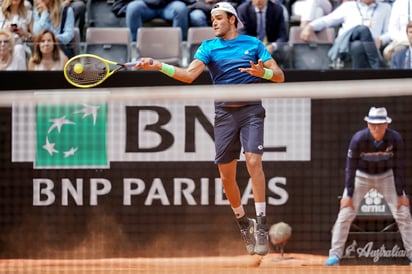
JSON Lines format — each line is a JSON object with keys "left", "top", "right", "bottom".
{"left": 63, "top": 54, "right": 141, "bottom": 88}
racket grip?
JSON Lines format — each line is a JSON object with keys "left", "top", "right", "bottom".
{"left": 124, "top": 61, "right": 141, "bottom": 68}
{"left": 124, "top": 59, "right": 153, "bottom": 68}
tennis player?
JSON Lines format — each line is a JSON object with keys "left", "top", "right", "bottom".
{"left": 137, "top": 2, "right": 284, "bottom": 256}
{"left": 325, "top": 107, "right": 412, "bottom": 266}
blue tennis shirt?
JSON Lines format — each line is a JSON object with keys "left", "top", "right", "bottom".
{"left": 194, "top": 34, "right": 272, "bottom": 106}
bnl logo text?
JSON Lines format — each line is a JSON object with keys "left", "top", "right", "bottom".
{"left": 125, "top": 106, "right": 287, "bottom": 153}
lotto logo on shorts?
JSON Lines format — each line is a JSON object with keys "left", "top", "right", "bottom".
{"left": 35, "top": 104, "right": 108, "bottom": 168}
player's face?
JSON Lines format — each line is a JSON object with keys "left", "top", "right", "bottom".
{"left": 211, "top": 11, "right": 233, "bottom": 37}
{"left": 367, "top": 122, "right": 388, "bottom": 142}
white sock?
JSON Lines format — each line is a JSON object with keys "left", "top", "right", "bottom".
{"left": 255, "top": 202, "right": 266, "bottom": 217}
{"left": 232, "top": 205, "right": 245, "bottom": 219}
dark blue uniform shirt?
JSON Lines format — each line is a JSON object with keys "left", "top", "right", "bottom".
{"left": 345, "top": 127, "right": 405, "bottom": 197}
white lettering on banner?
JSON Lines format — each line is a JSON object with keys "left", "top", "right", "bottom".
{"left": 33, "top": 179, "right": 55, "bottom": 206}
{"left": 90, "top": 179, "right": 112, "bottom": 206}
{"left": 62, "top": 178, "right": 83, "bottom": 205}
{"left": 343, "top": 240, "right": 407, "bottom": 262}
{"left": 360, "top": 205, "right": 386, "bottom": 213}
{"left": 33, "top": 178, "right": 112, "bottom": 206}
{"left": 33, "top": 177, "right": 289, "bottom": 206}
{"left": 145, "top": 178, "right": 170, "bottom": 205}
{"left": 357, "top": 242, "right": 407, "bottom": 262}
{"left": 268, "top": 177, "right": 289, "bottom": 205}
{"left": 124, "top": 178, "right": 145, "bottom": 205}
{"left": 174, "top": 178, "right": 196, "bottom": 205}
{"left": 359, "top": 189, "right": 388, "bottom": 214}
{"left": 12, "top": 99, "right": 311, "bottom": 165}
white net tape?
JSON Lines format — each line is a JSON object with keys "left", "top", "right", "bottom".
{"left": 1, "top": 78, "right": 412, "bottom": 106}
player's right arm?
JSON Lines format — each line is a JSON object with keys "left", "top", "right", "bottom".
{"left": 137, "top": 58, "right": 206, "bottom": 84}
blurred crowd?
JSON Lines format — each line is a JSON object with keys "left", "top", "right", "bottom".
{"left": 1, "top": 0, "right": 412, "bottom": 70}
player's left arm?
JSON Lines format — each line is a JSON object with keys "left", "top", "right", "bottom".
{"left": 239, "top": 59, "right": 285, "bottom": 83}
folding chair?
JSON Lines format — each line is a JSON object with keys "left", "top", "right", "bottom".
{"left": 289, "top": 26, "right": 336, "bottom": 70}
{"left": 136, "top": 27, "right": 182, "bottom": 66}
{"left": 85, "top": 27, "right": 131, "bottom": 64}
{"left": 186, "top": 27, "right": 215, "bottom": 63}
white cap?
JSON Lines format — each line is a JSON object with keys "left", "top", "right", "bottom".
{"left": 211, "top": 2, "right": 244, "bottom": 28}
{"left": 364, "top": 107, "right": 392, "bottom": 124}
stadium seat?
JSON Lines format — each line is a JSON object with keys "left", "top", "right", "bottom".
{"left": 85, "top": 27, "right": 131, "bottom": 63}
{"left": 186, "top": 27, "right": 215, "bottom": 64}
{"left": 289, "top": 26, "right": 336, "bottom": 70}
{"left": 136, "top": 27, "right": 182, "bottom": 66}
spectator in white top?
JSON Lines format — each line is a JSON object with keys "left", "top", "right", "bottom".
{"left": 292, "top": 0, "right": 333, "bottom": 27}
{"left": 0, "top": 0, "right": 33, "bottom": 44}
{"left": 0, "top": 29, "right": 26, "bottom": 70}
{"left": 383, "top": 0, "right": 412, "bottom": 61}
{"left": 300, "top": 0, "right": 392, "bottom": 69}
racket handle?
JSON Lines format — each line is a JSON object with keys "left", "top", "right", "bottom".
{"left": 124, "top": 59, "right": 153, "bottom": 68}
{"left": 124, "top": 61, "right": 141, "bottom": 68}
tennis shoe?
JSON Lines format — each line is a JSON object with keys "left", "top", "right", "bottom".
{"left": 325, "top": 255, "right": 340, "bottom": 266}
{"left": 254, "top": 216, "right": 269, "bottom": 256}
{"left": 238, "top": 218, "right": 256, "bottom": 255}
{"left": 254, "top": 228, "right": 269, "bottom": 255}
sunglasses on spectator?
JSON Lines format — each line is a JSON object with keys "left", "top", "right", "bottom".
{"left": 0, "top": 40, "right": 10, "bottom": 45}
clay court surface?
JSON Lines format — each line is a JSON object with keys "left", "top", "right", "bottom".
{"left": 0, "top": 253, "right": 410, "bottom": 274}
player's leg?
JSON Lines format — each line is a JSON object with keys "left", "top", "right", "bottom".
{"left": 245, "top": 152, "right": 268, "bottom": 255}
{"left": 218, "top": 160, "right": 256, "bottom": 255}
{"left": 240, "top": 105, "right": 268, "bottom": 255}
{"left": 214, "top": 106, "right": 255, "bottom": 255}
{"left": 218, "top": 160, "right": 241, "bottom": 210}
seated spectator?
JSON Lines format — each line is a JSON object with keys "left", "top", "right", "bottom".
{"left": 28, "top": 29, "right": 67, "bottom": 70}
{"left": 300, "top": 0, "right": 392, "bottom": 69}
{"left": 291, "top": 0, "right": 333, "bottom": 27}
{"left": 0, "top": 29, "right": 26, "bottom": 70}
{"left": 237, "top": 0, "right": 291, "bottom": 68}
{"left": 0, "top": 0, "right": 34, "bottom": 59}
{"left": 188, "top": 0, "right": 241, "bottom": 27}
{"left": 384, "top": 0, "right": 412, "bottom": 62}
{"left": 125, "top": 0, "right": 189, "bottom": 42}
{"left": 390, "top": 21, "right": 412, "bottom": 69}
{"left": 63, "top": 0, "right": 86, "bottom": 40}
{"left": 33, "top": 0, "right": 75, "bottom": 58}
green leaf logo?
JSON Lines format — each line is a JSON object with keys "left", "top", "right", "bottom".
{"left": 35, "top": 104, "right": 108, "bottom": 168}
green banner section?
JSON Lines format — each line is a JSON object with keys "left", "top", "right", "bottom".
{"left": 36, "top": 104, "right": 107, "bottom": 168}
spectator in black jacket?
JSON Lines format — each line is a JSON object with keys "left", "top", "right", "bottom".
{"left": 237, "top": 0, "right": 291, "bottom": 68}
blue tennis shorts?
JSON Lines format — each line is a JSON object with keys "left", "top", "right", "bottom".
{"left": 214, "top": 104, "right": 265, "bottom": 164}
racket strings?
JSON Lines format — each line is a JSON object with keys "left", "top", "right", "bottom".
{"left": 65, "top": 57, "right": 109, "bottom": 86}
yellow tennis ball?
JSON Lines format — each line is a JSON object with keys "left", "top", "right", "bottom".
{"left": 73, "top": 62, "right": 83, "bottom": 74}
